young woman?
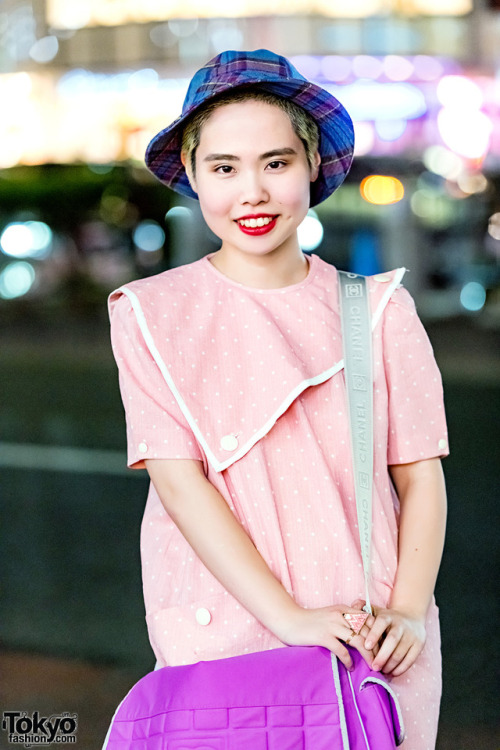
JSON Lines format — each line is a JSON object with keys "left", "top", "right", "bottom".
{"left": 109, "top": 49, "right": 448, "bottom": 749}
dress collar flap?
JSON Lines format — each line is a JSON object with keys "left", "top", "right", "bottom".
{"left": 110, "top": 256, "right": 406, "bottom": 472}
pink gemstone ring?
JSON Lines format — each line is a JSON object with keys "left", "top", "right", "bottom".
{"left": 343, "top": 612, "right": 369, "bottom": 635}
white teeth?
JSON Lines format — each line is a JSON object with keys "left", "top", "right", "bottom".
{"left": 239, "top": 217, "right": 274, "bottom": 228}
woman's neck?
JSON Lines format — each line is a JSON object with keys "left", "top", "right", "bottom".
{"left": 208, "top": 247, "right": 310, "bottom": 290}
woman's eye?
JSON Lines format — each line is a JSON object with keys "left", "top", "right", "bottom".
{"left": 214, "top": 165, "right": 234, "bottom": 174}
{"left": 267, "top": 160, "right": 286, "bottom": 170}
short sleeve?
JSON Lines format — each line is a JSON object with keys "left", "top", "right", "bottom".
{"left": 382, "top": 285, "right": 449, "bottom": 465}
{"left": 109, "top": 292, "right": 204, "bottom": 469}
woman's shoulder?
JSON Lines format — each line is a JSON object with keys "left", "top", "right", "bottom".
{"left": 327, "top": 265, "right": 409, "bottom": 326}
{"left": 366, "top": 268, "right": 413, "bottom": 322}
{"left": 108, "top": 257, "right": 216, "bottom": 322}
{"left": 112, "top": 256, "right": 208, "bottom": 298}
{"left": 372, "top": 272, "right": 420, "bottom": 323}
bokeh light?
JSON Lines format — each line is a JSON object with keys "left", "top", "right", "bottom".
{"left": 353, "top": 122, "right": 375, "bottom": 156}
{"left": 0, "top": 261, "right": 36, "bottom": 299}
{"left": 488, "top": 213, "right": 500, "bottom": 241}
{"left": 333, "top": 81, "right": 426, "bottom": 121}
{"left": 1, "top": 222, "right": 53, "bottom": 259}
{"left": 127, "top": 68, "right": 159, "bottom": 91}
{"left": 375, "top": 118, "right": 407, "bottom": 142}
{"left": 321, "top": 56, "right": 351, "bottom": 82}
{"left": 383, "top": 55, "right": 414, "bottom": 81}
{"left": 360, "top": 176, "right": 405, "bottom": 205}
{"left": 457, "top": 173, "right": 488, "bottom": 195}
{"left": 133, "top": 220, "right": 165, "bottom": 252}
{"left": 168, "top": 18, "right": 199, "bottom": 37}
{"left": 47, "top": 2, "right": 91, "bottom": 29}
{"left": 29, "top": 36, "right": 59, "bottom": 64}
{"left": 352, "top": 55, "right": 383, "bottom": 79}
{"left": 437, "top": 75, "right": 483, "bottom": 110}
{"left": 209, "top": 23, "right": 244, "bottom": 54}
{"left": 291, "top": 55, "right": 322, "bottom": 80}
{"left": 410, "top": 189, "right": 455, "bottom": 227}
{"left": 166, "top": 206, "right": 194, "bottom": 220}
{"left": 423, "top": 146, "right": 464, "bottom": 180}
{"left": 437, "top": 108, "right": 493, "bottom": 160}
{"left": 460, "top": 281, "right": 486, "bottom": 312}
{"left": 413, "top": 55, "right": 444, "bottom": 81}
{"left": 297, "top": 211, "right": 324, "bottom": 251}
{"left": 149, "top": 23, "right": 177, "bottom": 48}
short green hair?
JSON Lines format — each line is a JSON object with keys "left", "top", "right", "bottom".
{"left": 181, "top": 86, "right": 320, "bottom": 177}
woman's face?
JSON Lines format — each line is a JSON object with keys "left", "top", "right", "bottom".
{"left": 184, "top": 99, "right": 320, "bottom": 262}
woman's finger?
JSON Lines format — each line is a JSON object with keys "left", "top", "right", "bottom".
{"left": 371, "top": 626, "right": 403, "bottom": 672}
{"left": 355, "top": 622, "right": 380, "bottom": 656}
{"left": 327, "top": 638, "right": 353, "bottom": 671}
{"left": 380, "top": 639, "right": 412, "bottom": 674}
{"left": 350, "top": 635, "right": 376, "bottom": 668}
{"left": 364, "top": 612, "right": 392, "bottom": 651}
{"left": 391, "top": 643, "right": 421, "bottom": 677}
{"left": 350, "top": 598, "right": 366, "bottom": 610}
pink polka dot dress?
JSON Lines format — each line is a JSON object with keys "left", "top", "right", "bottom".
{"left": 109, "top": 253, "right": 449, "bottom": 750}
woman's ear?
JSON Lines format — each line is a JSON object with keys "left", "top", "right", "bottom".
{"left": 310, "top": 150, "right": 321, "bottom": 183}
{"left": 181, "top": 151, "right": 197, "bottom": 193}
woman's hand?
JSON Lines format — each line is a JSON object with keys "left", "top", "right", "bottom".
{"left": 275, "top": 604, "right": 376, "bottom": 671}
{"left": 146, "top": 460, "right": 380, "bottom": 674}
{"left": 352, "top": 599, "right": 426, "bottom": 676}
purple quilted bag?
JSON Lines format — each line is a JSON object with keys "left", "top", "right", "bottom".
{"left": 103, "top": 645, "right": 404, "bottom": 749}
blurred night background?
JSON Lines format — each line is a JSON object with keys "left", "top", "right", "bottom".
{"left": 0, "top": 0, "right": 499, "bottom": 748}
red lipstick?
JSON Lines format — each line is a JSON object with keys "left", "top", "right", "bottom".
{"left": 235, "top": 214, "right": 278, "bottom": 236}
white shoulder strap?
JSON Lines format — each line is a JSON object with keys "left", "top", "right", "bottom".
{"left": 338, "top": 271, "right": 373, "bottom": 615}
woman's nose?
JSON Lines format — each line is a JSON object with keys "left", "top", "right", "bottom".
{"left": 239, "top": 171, "right": 269, "bottom": 205}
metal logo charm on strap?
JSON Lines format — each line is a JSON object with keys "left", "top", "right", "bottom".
{"left": 338, "top": 271, "right": 374, "bottom": 615}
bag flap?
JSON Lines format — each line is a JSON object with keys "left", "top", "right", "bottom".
{"left": 360, "top": 676, "right": 406, "bottom": 745}
{"left": 110, "top": 256, "right": 406, "bottom": 472}
{"left": 335, "top": 648, "right": 405, "bottom": 747}
{"left": 108, "top": 646, "right": 337, "bottom": 720}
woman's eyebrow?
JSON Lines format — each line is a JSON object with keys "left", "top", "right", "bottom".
{"left": 259, "top": 147, "right": 297, "bottom": 160}
{"left": 203, "top": 153, "right": 239, "bottom": 162}
{"left": 203, "top": 147, "right": 298, "bottom": 163}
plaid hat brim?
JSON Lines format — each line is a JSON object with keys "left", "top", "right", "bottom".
{"left": 145, "top": 50, "right": 355, "bottom": 206}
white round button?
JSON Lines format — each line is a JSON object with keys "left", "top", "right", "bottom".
{"left": 438, "top": 438, "right": 448, "bottom": 450}
{"left": 138, "top": 442, "right": 148, "bottom": 454}
{"left": 220, "top": 434, "right": 239, "bottom": 452}
{"left": 195, "top": 607, "right": 212, "bottom": 626}
{"left": 373, "top": 273, "right": 391, "bottom": 283}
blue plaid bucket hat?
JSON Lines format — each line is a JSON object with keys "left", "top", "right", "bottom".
{"left": 145, "top": 49, "right": 355, "bottom": 207}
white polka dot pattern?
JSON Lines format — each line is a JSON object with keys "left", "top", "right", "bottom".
{"left": 382, "top": 285, "right": 449, "bottom": 466}
{"left": 109, "top": 254, "right": 449, "bottom": 750}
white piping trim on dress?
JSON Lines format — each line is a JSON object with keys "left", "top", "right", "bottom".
{"left": 371, "top": 267, "right": 407, "bottom": 329}
{"left": 331, "top": 654, "right": 350, "bottom": 750}
{"left": 117, "top": 286, "right": 222, "bottom": 470}
{"left": 117, "top": 267, "right": 406, "bottom": 473}
{"left": 217, "top": 359, "right": 346, "bottom": 470}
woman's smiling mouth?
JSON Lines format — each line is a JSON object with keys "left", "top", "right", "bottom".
{"left": 236, "top": 214, "right": 278, "bottom": 235}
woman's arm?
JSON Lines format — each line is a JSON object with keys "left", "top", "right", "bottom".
{"left": 145, "top": 457, "right": 374, "bottom": 669}
{"left": 362, "top": 456, "right": 447, "bottom": 675}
